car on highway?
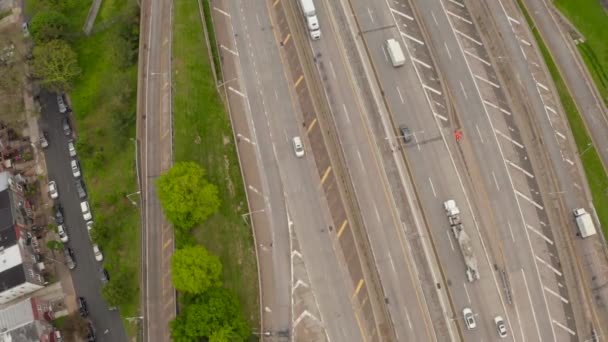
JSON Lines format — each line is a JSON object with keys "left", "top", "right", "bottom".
{"left": 64, "top": 247, "right": 76, "bottom": 270}
{"left": 292, "top": 136, "right": 305, "bottom": 158}
{"left": 463, "top": 307, "right": 476, "bottom": 330}
{"left": 48, "top": 181, "right": 58, "bottom": 199}
{"left": 57, "top": 94, "right": 67, "bottom": 114}
{"left": 71, "top": 159, "right": 81, "bottom": 178}
{"left": 494, "top": 316, "right": 507, "bottom": 338}
{"left": 57, "top": 224, "right": 69, "bottom": 243}
{"left": 77, "top": 297, "right": 89, "bottom": 317}
{"left": 81, "top": 201, "right": 92, "bottom": 221}
{"left": 92, "top": 244, "right": 103, "bottom": 262}
{"left": 399, "top": 125, "right": 412, "bottom": 143}
{"left": 62, "top": 117, "right": 71, "bottom": 136}
{"left": 68, "top": 140, "right": 77, "bottom": 157}
{"left": 75, "top": 179, "right": 87, "bottom": 199}
{"left": 40, "top": 131, "right": 49, "bottom": 148}
{"left": 54, "top": 204, "right": 65, "bottom": 224}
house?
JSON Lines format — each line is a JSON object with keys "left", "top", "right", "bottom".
{"left": 0, "top": 173, "right": 45, "bottom": 304}
{"left": 0, "top": 296, "right": 54, "bottom": 342}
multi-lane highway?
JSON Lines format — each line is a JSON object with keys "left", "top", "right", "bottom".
{"left": 138, "top": 0, "right": 175, "bottom": 340}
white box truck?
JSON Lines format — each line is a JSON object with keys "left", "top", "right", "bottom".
{"left": 573, "top": 208, "right": 597, "bottom": 238}
{"left": 299, "top": 0, "right": 321, "bottom": 40}
{"left": 385, "top": 39, "right": 405, "bottom": 67}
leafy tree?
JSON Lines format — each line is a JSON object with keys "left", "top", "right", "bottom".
{"left": 46, "top": 240, "right": 63, "bottom": 251}
{"left": 101, "top": 269, "right": 135, "bottom": 307}
{"left": 171, "top": 246, "right": 222, "bottom": 294}
{"left": 170, "top": 287, "right": 249, "bottom": 342}
{"left": 60, "top": 313, "right": 89, "bottom": 341}
{"left": 155, "top": 162, "right": 220, "bottom": 230}
{"left": 29, "top": 11, "right": 67, "bottom": 42}
{"left": 31, "top": 39, "right": 81, "bottom": 92}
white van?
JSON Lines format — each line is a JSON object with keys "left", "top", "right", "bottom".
{"left": 385, "top": 39, "right": 405, "bottom": 67}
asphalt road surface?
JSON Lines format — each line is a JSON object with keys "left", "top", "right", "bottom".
{"left": 138, "top": 0, "right": 175, "bottom": 340}
{"left": 39, "top": 91, "right": 127, "bottom": 342}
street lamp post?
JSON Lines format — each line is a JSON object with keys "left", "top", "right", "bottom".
{"left": 217, "top": 78, "right": 237, "bottom": 90}
{"left": 580, "top": 142, "right": 593, "bottom": 157}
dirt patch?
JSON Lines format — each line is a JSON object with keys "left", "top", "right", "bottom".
{"left": 223, "top": 154, "right": 235, "bottom": 198}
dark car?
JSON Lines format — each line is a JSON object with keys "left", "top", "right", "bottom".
{"left": 77, "top": 297, "right": 89, "bottom": 317}
{"left": 75, "top": 179, "right": 87, "bottom": 199}
{"left": 87, "top": 322, "right": 96, "bottom": 341}
{"left": 54, "top": 204, "right": 64, "bottom": 224}
{"left": 62, "top": 117, "right": 71, "bottom": 136}
{"left": 399, "top": 125, "right": 413, "bottom": 143}
{"left": 100, "top": 268, "right": 110, "bottom": 284}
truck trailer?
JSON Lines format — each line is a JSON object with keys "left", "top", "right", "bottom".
{"left": 444, "top": 200, "right": 480, "bottom": 282}
{"left": 385, "top": 39, "right": 406, "bottom": 67}
{"left": 298, "top": 0, "right": 321, "bottom": 40}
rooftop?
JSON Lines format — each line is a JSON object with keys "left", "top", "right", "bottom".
{"left": 0, "top": 264, "right": 25, "bottom": 293}
{"left": 0, "top": 191, "right": 17, "bottom": 250}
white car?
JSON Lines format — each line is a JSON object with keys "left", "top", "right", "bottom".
{"left": 71, "top": 160, "right": 81, "bottom": 178}
{"left": 463, "top": 307, "right": 476, "bottom": 330}
{"left": 80, "top": 201, "right": 92, "bottom": 221}
{"left": 92, "top": 244, "right": 103, "bottom": 262}
{"left": 292, "top": 136, "right": 305, "bottom": 158}
{"left": 49, "top": 181, "right": 59, "bottom": 199}
{"left": 57, "top": 225, "right": 69, "bottom": 243}
{"left": 68, "top": 140, "right": 77, "bottom": 157}
{"left": 86, "top": 221, "right": 94, "bottom": 240}
{"left": 494, "top": 316, "right": 507, "bottom": 338}
{"left": 57, "top": 94, "right": 67, "bottom": 114}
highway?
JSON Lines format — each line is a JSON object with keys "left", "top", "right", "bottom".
{"left": 137, "top": 0, "right": 175, "bottom": 340}
{"left": 212, "top": 0, "right": 367, "bottom": 340}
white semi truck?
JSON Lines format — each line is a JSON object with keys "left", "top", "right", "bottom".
{"left": 298, "top": 0, "right": 321, "bottom": 40}
{"left": 573, "top": 208, "right": 597, "bottom": 238}
{"left": 444, "top": 200, "right": 480, "bottom": 282}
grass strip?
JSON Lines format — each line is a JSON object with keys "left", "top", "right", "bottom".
{"left": 200, "top": 0, "right": 222, "bottom": 83}
{"left": 516, "top": 0, "right": 608, "bottom": 236}
{"left": 554, "top": 0, "right": 608, "bottom": 107}
{"left": 173, "top": 0, "right": 259, "bottom": 328}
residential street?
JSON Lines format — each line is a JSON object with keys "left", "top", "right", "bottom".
{"left": 38, "top": 91, "right": 128, "bottom": 342}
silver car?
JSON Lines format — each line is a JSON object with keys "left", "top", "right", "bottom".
{"left": 463, "top": 307, "right": 476, "bottom": 330}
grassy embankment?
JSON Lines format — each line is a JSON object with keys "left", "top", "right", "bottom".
{"left": 172, "top": 0, "right": 260, "bottom": 329}
{"left": 516, "top": 0, "right": 608, "bottom": 235}
{"left": 554, "top": 0, "right": 608, "bottom": 107}
{"left": 26, "top": 0, "right": 141, "bottom": 336}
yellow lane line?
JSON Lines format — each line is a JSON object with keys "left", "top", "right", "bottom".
{"left": 273, "top": 0, "right": 280, "bottom": 7}
{"left": 306, "top": 118, "right": 317, "bottom": 134}
{"left": 320, "top": 166, "right": 332, "bottom": 184}
{"left": 352, "top": 278, "right": 364, "bottom": 299}
{"left": 282, "top": 33, "right": 291, "bottom": 45}
{"left": 163, "top": 238, "right": 172, "bottom": 250}
{"left": 354, "top": 311, "right": 369, "bottom": 342}
{"left": 337, "top": 220, "right": 348, "bottom": 238}
{"left": 294, "top": 74, "right": 304, "bottom": 88}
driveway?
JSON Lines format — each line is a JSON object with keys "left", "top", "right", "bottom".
{"left": 38, "top": 90, "right": 128, "bottom": 342}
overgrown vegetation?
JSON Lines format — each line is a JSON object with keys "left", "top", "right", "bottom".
{"left": 26, "top": 0, "right": 141, "bottom": 335}
{"left": 554, "top": 0, "right": 608, "bottom": 107}
{"left": 516, "top": 0, "right": 608, "bottom": 234}
{"left": 200, "top": 0, "right": 222, "bottom": 82}
{"left": 172, "top": 0, "right": 259, "bottom": 336}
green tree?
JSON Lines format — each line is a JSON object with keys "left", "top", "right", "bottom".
{"left": 60, "top": 313, "right": 89, "bottom": 341}
{"left": 171, "top": 246, "right": 222, "bottom": 294}
{"left": 170, "top": 287, "right": 249, "bottom": 342}
{"left": 46, "top": 240, "right": 64, "bottom": 251}
{"left": 101, "top": 269, "right": 135, "bottom": 307}
{"left": 31, "top": 39, "right": 81, "bottom": 92}
{"left": 155, "top": 162, "right": 220, "bottom": 230}
{"left": 29, "top": 11, "right": 67, "bottom": 42}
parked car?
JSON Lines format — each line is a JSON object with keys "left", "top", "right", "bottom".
{"left": 22, "top": 22, "right": 29, "bottom": 37}
{"left": 48, "top": 181, "right": 58, "bottom": 199}
{"left": 81, "top": 201, "right": 92, "bottom": 221}
{"left": 57, "top": 224, "right": 69, "bottom": 243}
{"left": 57, "top": 94, "right": 67, "bottom": 114}
{"left": 87, "top": 322, "right": 96, "bottom": 341}
{"left": 64, "top": 247, "right": 76, "bottom": 270}
{"left": 40, "top": 131, "right": 49, "bottom": 148}
{"left": 71, "top": 159, "right": 81, "bottom": 178}
{"left": 54, "top": 204, "right": 64, "bottom": 224}
{"left": 68, "top": 140, "right": 77, "bottom": 157}
{"left": 62, "top": 117, "right": 71, "bottom": 136}
{"left": 53, "top": 330, "right": 64, "bottom": 342}
{"left": 75, "top": 179, "right": 87, "bottom": 199}
{"left": 100, "top": 268, "right": 110, "bottom": 284}
{"left": 77, "top": 297, "right": 89, "bottom": 317}
{"left": 92, "top": 244, "right": 103, "bottom": 262}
